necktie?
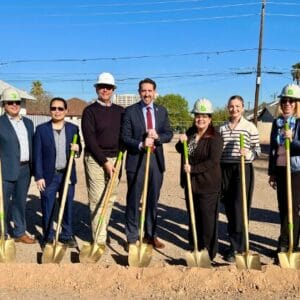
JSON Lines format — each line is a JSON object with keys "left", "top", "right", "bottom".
{"left": 146, "top": 107, "right": 153, "bottom": 129}
{"left": 146, "top": 107, "right": 155, "bottom": 152}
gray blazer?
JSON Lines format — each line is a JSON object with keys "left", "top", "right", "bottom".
{"left": 0, "top": 114, "right": 34, "bottom": 181}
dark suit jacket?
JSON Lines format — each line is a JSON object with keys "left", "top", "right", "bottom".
{"left": 0, "top": 114, "right": 34, "bottom": 181}
{"left": 121, "top": 101, "right": 173, "bottom": 173}
{"left": 33, "top": 121, "right": 81, "bottom": 186}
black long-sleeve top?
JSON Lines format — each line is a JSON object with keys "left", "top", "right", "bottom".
{"left": 81, "top": 102, "right": 124, "bottom": 166}
{"left": 175, "top": 126, "right": 223, "bottom": 194}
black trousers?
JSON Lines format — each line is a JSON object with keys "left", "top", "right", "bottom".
{"left": 125, "top": 154, "right": 163, "bottom": 243}
{"left": 275, "top": 167, "right": 300, "bottom": 250}
{"left": 185, "top": 189, "right": 219, "bottom": 260}
{"left": 221, "top": 163, "right": 254, "bottom": 253}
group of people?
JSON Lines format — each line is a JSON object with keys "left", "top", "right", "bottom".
{"left": 177, "top": 83, "right": 300, "bottom": 263}
{"left": 0, "top": 74, "right": 300, "bottom": 264}
{"left": 0, "top": 73, "right": 172, "bottom": 253}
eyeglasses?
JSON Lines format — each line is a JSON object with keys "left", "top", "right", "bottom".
{"left": 5, "top": 101, "right": 21, "bottom": 106}
{"left": 281, "top": 98, "right": 295, "bottom": 104}
{"left": 98, "top": 84, "right": 114, "bottom": 90}
{"left": 50, "top": 107, "right": 65, "bottom": 112}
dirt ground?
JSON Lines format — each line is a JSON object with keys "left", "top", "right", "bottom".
{"left": 0, "top": 137, "right": 300, "bottom": 299}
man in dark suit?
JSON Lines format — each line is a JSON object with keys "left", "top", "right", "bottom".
{"left": 0, "top": 87, "right": 35, "bottom": 244}
{"left": 33, "top": 97, "right": 81, "bottom": 247}
{"left": 121, "top": 78, "right": 173, "bottom": 249}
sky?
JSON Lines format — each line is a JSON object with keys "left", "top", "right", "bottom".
{"left": 1, "top": 0, "right": 300, "bottom": 109}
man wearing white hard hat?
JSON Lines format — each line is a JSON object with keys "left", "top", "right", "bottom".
{"left": 82, "top": 72, "right": 124, "bottom": 246}
{"left": 0, "top": 87, "right": 36, "bottom": 244}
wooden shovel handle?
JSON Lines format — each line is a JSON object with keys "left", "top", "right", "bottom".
{"left": 139, "top": 147, "right": 151, "bottom": 244}
{"left": 0, "top": 160, "right": 5, "bottom": 242}
{"left": 183, "top": 140, "right": 199, "bottom": 252}
{"left": 94, "top": 151, "right": 123, "bottom": 241}
{"left": 284, "top": 123, "right": 294, "bottom": 252}
{"left": 55, "top": 134, "right": 78, "bottom": 242}
{"left": 240, "top": 134, "right": 249, "bottom": 253}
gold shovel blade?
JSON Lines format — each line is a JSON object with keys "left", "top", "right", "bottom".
{"left": 79, "top": 243, "right": 106, "bottom": 263}
{"left": 278, "top": 251, "right": 300, "bottom": 269}
{"left": 128, "top": 242, "right": 153, "bottom": 267}
{"left": 42, "top": 242, "right": 67, "bottom": 264}
{"left": 185, "top": 249, "right": 211, "bottom": 268}
{"left": 236, "top": 253, "right": 262, "bottom": 270}
{"left": 0, "top": 239, "right": 16, "bottom": 263}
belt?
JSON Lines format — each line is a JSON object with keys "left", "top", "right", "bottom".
{"left": 20, "top": 161, "right": 29, "bottom": 166}
{"left": 55, "top": 168, "right": 66, "bottom": 173}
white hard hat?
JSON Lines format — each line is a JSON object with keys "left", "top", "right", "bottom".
{"left": 94, "top": 72, "right": 116, "bottom": 88}
{"left": 1, "top": 87, "right": 21, "bottom": 102}
{"left": 279, "top": 84, "right": 300, "bottom": 100}
{"left": 191, "top": 98, "right": 213, "bottom": 114}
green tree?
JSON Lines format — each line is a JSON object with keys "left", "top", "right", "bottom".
{"left": 155, "top": 94, "right": 192, "bottom": 131}
{"left": 291, "top": 62, "right": 300, "bottom": 85}
{"left": 30, "top": 80, "right": 45, "bottom": 96}
{"left": 212, "top": 106, "right": 228, "bottom": 126}
{"left": 26, "top": 81, "right": 52, "bottom": 114}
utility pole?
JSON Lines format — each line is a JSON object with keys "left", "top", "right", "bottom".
{"left": 253, "top": 0, "right": 266, "bottom": 126}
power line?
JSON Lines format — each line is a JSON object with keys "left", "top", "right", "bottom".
{"left": 3, "top": 69, "right": 290, "bottom": 84}
{"left": 268, "top": 1, "right": 300, "bottom": 6}
{"left": 267, "top": 13, "right": 300, "bottom": 17}
{"left": 2, "top": 0, "right": 210, "bottom": 9}
{"left": 8, "top": 3, "right": 260, "bottom": 18}
{"left": 1, "top": 47, "right": 299, "bottom": 66}
{"left": 0, "top": 13, "right": 259, "bottom": 27}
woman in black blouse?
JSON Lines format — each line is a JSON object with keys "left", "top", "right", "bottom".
{"left": 176, "top": 98, "right": 223, "bottom": 260}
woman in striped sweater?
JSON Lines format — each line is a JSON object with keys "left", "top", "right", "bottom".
{"left": 219, "top": 95, "right": 261, "bottom": 262}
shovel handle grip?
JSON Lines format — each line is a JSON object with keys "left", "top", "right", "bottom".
{"left": 183, "top": 140, "right": 188, "bottom": 164}
{"left": 240, "top": 133, "right": 245, "bottom": 149}
{"left": 117, "top": 151, "right": 123, "bottom": 162}
{"left": 284, "top": 123, "right": 290, "bottom": 151}
{"left": 70, "top": 134, "right": 78, "bottom": 157}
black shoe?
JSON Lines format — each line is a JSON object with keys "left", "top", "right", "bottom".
{"left": 59, "top": 236, "right": 78, "bottom": 248}
{"left": 277, "top": 246, "right": 288, "bottom": 253}
{"left": 223, "top": 250, "right": 237, "bottom": 263}
{"left": 41, "top": 237, "right": 53, "bottom": 249}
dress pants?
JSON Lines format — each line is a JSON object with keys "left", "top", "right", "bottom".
{"left": 40, "top": 172, "right": 74, "bottom": 241}
{"left": 125, "top": 153, "right": 163, "bottom": 243}
{"left": 221, "top": 163, "right": 254, "bottom": 253}
{"left": 185, "top": 189, "right": 219, "bottom": 260}
{"left": 2, "top": 163, "right": 31, "bottom": 238}
{"left": 275, "top": 167, "right": 300, "bottom": 250}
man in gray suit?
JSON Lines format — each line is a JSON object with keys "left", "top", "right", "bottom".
{"left": 0, "top": 87, "right": 36, "bottom": 244}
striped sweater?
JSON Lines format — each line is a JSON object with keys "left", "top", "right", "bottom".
{"left": 219, "top": 116, "right": 261, "bottom": 163}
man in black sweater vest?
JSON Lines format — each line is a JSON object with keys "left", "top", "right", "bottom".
{"left": 82, "top": 72, "right": 124, "bottom": 246}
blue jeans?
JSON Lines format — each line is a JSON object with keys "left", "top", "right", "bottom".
{"left": 3, "top": 164, "right": 31, "bottom": 238}
{"left": 40, "top": 172, "right": 74, "bottom": 241}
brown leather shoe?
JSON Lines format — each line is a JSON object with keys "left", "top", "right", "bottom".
{"left": 15, "top": 234, "right": 36, "bottom": 244}
{"left": 152, "top": 238, "right": 165, "bottom": 249}
{"left": 145, "top": 237, "right": 165, "bottom": 249}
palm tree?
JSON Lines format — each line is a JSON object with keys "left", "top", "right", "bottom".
{"left": 291, "top": 63, "right": 300, "bottom": 85}
{"left": 30, "top": 80, "right": 45, "bottom": 96}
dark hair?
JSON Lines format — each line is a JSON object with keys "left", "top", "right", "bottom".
{"left": 227, "top": 95, "right": 244, "bottom": 107}
{"left": 50, "top": 97, "right": 68, "bottom": 109}
{"left": 138, "top": 78, "right": 156, "bottom": 91}
{"left": 187, "top": 122, "right": 216, "bottom": 139}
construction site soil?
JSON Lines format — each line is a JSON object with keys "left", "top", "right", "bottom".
{"left": 0, "top": 139, "right": 299, "bottom": 299}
